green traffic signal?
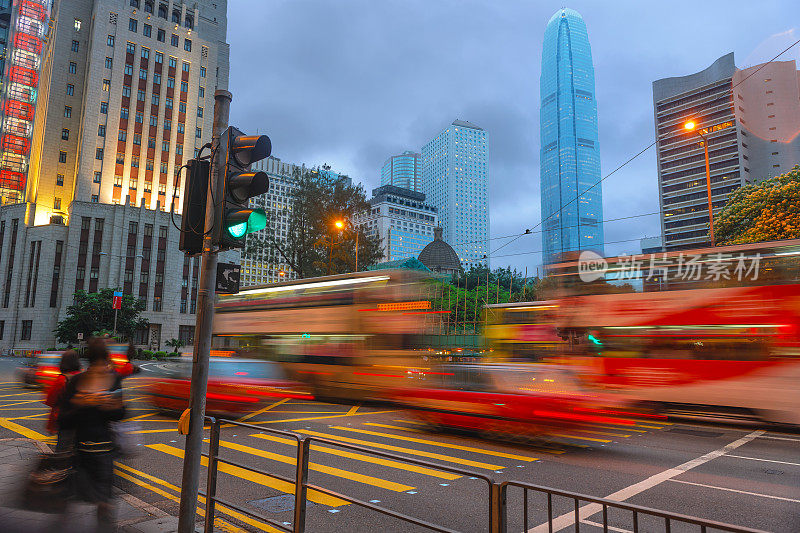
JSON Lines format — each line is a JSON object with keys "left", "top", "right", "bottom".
{"left": 225, "top": 209, "right": 267, "bottom": 239}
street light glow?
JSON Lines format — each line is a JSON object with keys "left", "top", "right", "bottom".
{"left": 684, "top": 121, "right": 696, "bottom": 131}
{"left": 334, "top": 220, "right": 344, "bottom": 229}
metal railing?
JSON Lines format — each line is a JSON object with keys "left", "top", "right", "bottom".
{"left": 199, "top": 417, "right": 765, "bottom": 533}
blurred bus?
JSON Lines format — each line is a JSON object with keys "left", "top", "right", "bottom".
{"left": 483, "top": 301, "right": 563, "bottom": 361}
{"left": 212, "top": 270, "right": 433, "bottom": 400}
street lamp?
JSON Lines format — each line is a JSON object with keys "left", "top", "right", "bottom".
{"left": 683, "top": 120, "right": 715, "bottom": 246}
{"left": 316, "top": 219, "right": 345, "bottom": 275}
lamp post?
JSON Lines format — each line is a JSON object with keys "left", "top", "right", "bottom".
{"left": 683, "top": 120, "right": 715, "bottom": 246}
{"left": 316, "top": 220, "right": 345, "bottom": 276}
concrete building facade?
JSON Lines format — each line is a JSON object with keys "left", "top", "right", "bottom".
{"left": 653, "top": 53, "right": 800, "bottom": 250}
{"left": 0, "top": 0, "right": 231, "bottom": 351}
{"left": 354, "top": 184, "right": 437, "bottom": 262}
{"left": 421, "top": 119, "right": 488, "bottom": 269}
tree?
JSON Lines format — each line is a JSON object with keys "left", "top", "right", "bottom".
{"left": 715, "top": 165, "right": 800, "bottom": 245}
{"left": 55, "top": 289, "right": 149, "bottom": 345}
{"left": 166, "top": 338, "right": 184, "bottom": 352}
{"left": 248, "top": 167, "right": 383, "bottom": 278}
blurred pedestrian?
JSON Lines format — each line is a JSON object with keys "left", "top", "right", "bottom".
{"left": 43, "top": 350, "right": 81, "bottom": 448}
{"left": 59, "top": 338, "right": 126, "bottom": 531}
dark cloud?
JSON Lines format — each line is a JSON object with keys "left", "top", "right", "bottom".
{"left": 227, "top": 0, "right": 799, "bottom": 270}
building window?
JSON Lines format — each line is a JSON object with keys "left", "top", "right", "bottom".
{"left": 137, "top": 89, "right": 145, "bottom": 101}
{"left": 135, "top": 112, "right": 143, "bottom": 123}
{"left": 198, "top": 87, "right": 204, "bottom": 98}
{"left": 102, "top": 79, "right": 111, "bottom": 91}
{"left": 182, "top": 62, "right": 190, "bottom": 73}
{"left": 59, "top": 151, "right": 67, "bottom": 163}
{"left": 139, "top": 68, "right": 147, "bottom": 80}
{"left": 121, "top": 107, "right": 129, "bottom": 119}
{"left": 96, "top": 148, "right": 104, "bottom": 160}
{"left": 184, "top": 14, "right": 194, "bottom": 29}
{"left": 61, "top": 129, "right": 69, "bottom": 140}
{"left": 165, "top": 97, "right": 173, "bottom": 109}
{"left": 122, "top": 86, "right": 131, "bottom": 97}
{"left": 196, "top": 107, "right": 203, "bottom": 118}
{"left": 56, "top": 174, "right": 64, "bottom": 186}
{"left": 71, "top": 40, "right": 79, "bottom": 52}
{"left": 166, "top": 76, "right": 175, "bottom": 88}
{"left": 105, "top": 57, "right": 113, "bottom": 69}
{"left": 69, "top": 62, "right": 77, "bottom": 73}
{"left": 133, "top": 133, "right": 142, "bottom": 145}
{"left": 143, "top": 24, "right": 151, "bottom": 37}
{"left": 116, "top": 152, "right": 125, "bottom": 164}
{"left": 107, "top": 35, "right": 115, "bottom": 46}
{"left": 175, "top": 144, "right": 183, "bottom": 155}
{"left": 151, "top": 94, "right": 160, "bottom": 105}
{"left": 168, "top": 57, "right": 177, "bottom": 68}
{"left": 153, "top": 296, "right": 162, "bottom": 311}
{"left": 171, "top": 34, "right": 178, "bottom": 47}
{"left": 54, "top": 197, "right": 61, "bottom": 210}
{"left": 161, "top": 141, "right": 169, "bottom": 152}
{"left": 20, "top": 320, "right": 32, "bottom": 340}
{"left": 148, "top": 136, "right": 156, "bottom": 148}
{"left": 141, "top": 47, "right": 150, "bottom": 60}
{"left": 155, "top": 51, "right": 163, "bottom": 63}
{"left": 184, "top": 39, "right": 191, "bottom": 52}
{"left": 114, "top": 176, "right": 123, "bottom": 187}
{"left": 131, "top": 156, "right": 139, "bottom": 168}
{"left": 178, "top": 102, "right": 186, "bottom": 113}
{"left": 180, "top": 81, "right": 188, "bottom": 92}
{"left": 74, "top": 19, "right": 82, "bottom": 31}
{"left": 66, "top": 83, "right": 74, "bottom": 96}
{"left": 146, "top": 159, "right": 154, "bottom": 170}
{"left": 127, "top": 43, "right": 136, "bottom": 54}
{"left": 98, "top": 125, "right": 106, "bottom": 137}
{"left": 130, "top": 178, "right": 138, "bottom": 190}
{"left": 91, "top": 195, "right": 99, "bottom": 203}
{"left": 176, "top": 122, "right": 184, "bottom": 134}
{"left": 64, "top": 106, "right": 72, "bottom": 118}
{"left": 129, "top": 18, "right": 138, "bottom": 32}
{"left": 195, "top": 127, "right": 202, "bottom": 138}
{"left": 160, "top": 162, "right": 168, "bottom": 173}
{"left": 124, "top": 65, "right": 133, "bottom": 75}
{"left": 154, "top": 72, "right": 161, "bottom": 84}
{"left": 118, "top": 130, "right": 127, "bottom": 141}
{"left": 100, "top": 101, "right": 108, "bottom": 114}
{"left": 157, "top": 28, "right": 165, "bottom": 42}
{"left": 94, "top": 172, "right": 102, "bottom": 183}
{"left": 200, "top": 66, "right": 206, "bottom": 78}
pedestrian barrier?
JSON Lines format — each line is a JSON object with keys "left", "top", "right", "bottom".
{"left": 200, "top": 417, "right": 765, "bottom": 533}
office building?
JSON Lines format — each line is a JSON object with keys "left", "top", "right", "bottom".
{"left": 354, "top": 184, "right": 438, "bottom": 262}
{"left": 0, "top": 0, "right": 230, "bottom": 351}
{"left": 380, "top": 150, "right": 422, "bottom": 192}
{"left": 539, "top": 8, "right": 604, "bottom": 264}
{"left": 421, "top": 119, "right": 488, "bottom": 269}
{"left": 653, "top": 53, "right": 800, "bottom": 250}
{"left": 243, "top": 157, "right": 350, "bottom": 287}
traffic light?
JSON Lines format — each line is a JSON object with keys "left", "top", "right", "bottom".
{"left": 179, "top": 158, "right": 210, "bottom": 255}
{"left": 215, "top": 126, "right": 271, "bottom": 250}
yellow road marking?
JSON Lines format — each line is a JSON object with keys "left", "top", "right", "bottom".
{"left": 236, "top": 397, "right": 289, "bottom": 422}
{"left": 589, "top": 424, "right": 648, "bottom": 433}
{"left": 123, "top": 412, "right": 158, "bottom": 422}
{"left": 147, "top": 443, "right": 347, "bottom": 507}
{"left": 250, "top": 433, "right": 460, "bottom": 480}
{"left": 635, "top": 424, "right": 665, "bottom": 429}
{"left": 213, "top": 439, "right": 413, "bottom": 492}
{"left": 346, "top": 404, "right": 360, "bottom": 415}
{"left": 6, "top": 413, "right": 49, "bottom": 420}
{"left": 251, "top": 410, "right": 397, "bottom": 424}
{"left": 331, "top": 425, "right": 538, "bottom": 462}
{"left": 548, "top": 433, "right": 612, "bottom": 443}
{"left": 114, "top": 463, "right": 275, "bottom": 533}
{"left": 364, "top": 422, "right": 426, "bottom": 433}
{"left": 0, "top": 407, "right": 50, "bottom": 410}
{"left": 572, "top": 429, "right": 631, "bottom": 438}
{"left": 0, "top": 417, "right": 53, "bottom": 441}
{"left": 0, "top": 391, "right": 40, "bottom": 398}
{"left": 0, "top": 381, "right": 24, "bottom": 384}
{"left": 261, "top": 410, "right": 353, "bottom": 414}
{"left": 0, "top": 399, "right": 48, "bottom": 407}
{"left": 296, "top": 429, "right": 505, "bottom": 471}
{"left": 393, "top": 419, "right": 426, "bottom": 425}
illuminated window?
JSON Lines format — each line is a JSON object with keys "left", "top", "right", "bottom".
{"left": 74, "top": 19, "right": 82, "bottom": 31}
{"left": 54, "top": 197, "right": 61, "bottom": 210}
{"left": 102, "top": 79, "right": 111, "bottom": 91}
{"left": 114, "top": 176, "right": 123, "bottom": 187}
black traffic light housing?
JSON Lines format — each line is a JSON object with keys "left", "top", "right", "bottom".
{"left": 215, "top": 127, "right": 271, "bottom": 250}
{"left": 178, "top": 158, "right": 210, "bottom": 255}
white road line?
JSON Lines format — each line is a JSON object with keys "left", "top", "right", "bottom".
{"left": 758, "top": 435, "right": 800, "bottom": 442}
{"left": 582, "top": 520, "right": 632, "bottom": 533}
{"left": 668, "top": 479, "right": 800, "bottom": 503}
{"left": 726, "top": 454, "right": 800, "bottom": 467}
{"left": 529, "top": 430, "right": 764, "bottom": 533}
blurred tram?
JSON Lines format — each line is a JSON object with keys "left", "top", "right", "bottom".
{"left": 212, "top": 270, "right": 432, "bottom": 401}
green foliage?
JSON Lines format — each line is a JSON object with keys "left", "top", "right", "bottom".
{"left": 153, "top": 351, "right": 168, "bottom": 360}
{"left": 167, "top": 352, "right": 180, "bottom": 358}
{"left": 245, "top": 167, "right": 384, "bottom": 278}
{"left": 716, "top": 165, "right": 800, "bottom": 245}
{"left": 165, "top": 338, "right": 184, "bottom": 352}
{"left": 55, "top": 289, "right": 148, "bottom": 345}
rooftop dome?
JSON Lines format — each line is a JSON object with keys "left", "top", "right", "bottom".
{"left": 418, "top": 227, "right": 461, "bottom": 274}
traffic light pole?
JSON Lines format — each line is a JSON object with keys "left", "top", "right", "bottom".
{"left": 177, "top": 89, "right": 231, "bottom": 533}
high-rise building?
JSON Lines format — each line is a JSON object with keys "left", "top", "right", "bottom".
{"left": 539, "top": 8, "right": 603, "bottom": 264}
{"left": 421, "top": 119, "right": 488, "bottom": 269}
{"left": 0, "top": 0, "right": 52, "bottom": 205}
{"left": 354, "top": 185, "right": 438, "bottom": 262}
{"left": 0, "top": 0, "right": 230, "bottom": 351}
{"left": 380, "top": 150, "right": 422, "bottom": 192}
{"left": 244, "top": 157, "right": 350, "bottom": 287}
{"left": 653, "top": 53, "right": 800, "bottom": 250}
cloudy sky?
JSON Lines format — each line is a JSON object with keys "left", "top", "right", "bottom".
{"left": 227, "top": 0, "right": 799, "bottom": 272}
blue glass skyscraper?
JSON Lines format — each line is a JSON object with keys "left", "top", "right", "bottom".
{"left": 381, "top": 151, "right": 423, "bottom": 192}
{"left": 540, "top": 8, "right": 603, "bottom": 263}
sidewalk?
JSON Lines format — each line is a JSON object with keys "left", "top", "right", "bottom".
{"left": 0, "top": 438, "right": 200, "bottom": 533}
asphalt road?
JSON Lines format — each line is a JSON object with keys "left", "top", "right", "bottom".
{"left": 1, "top": 358, "right": 797, "bottom": 533}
